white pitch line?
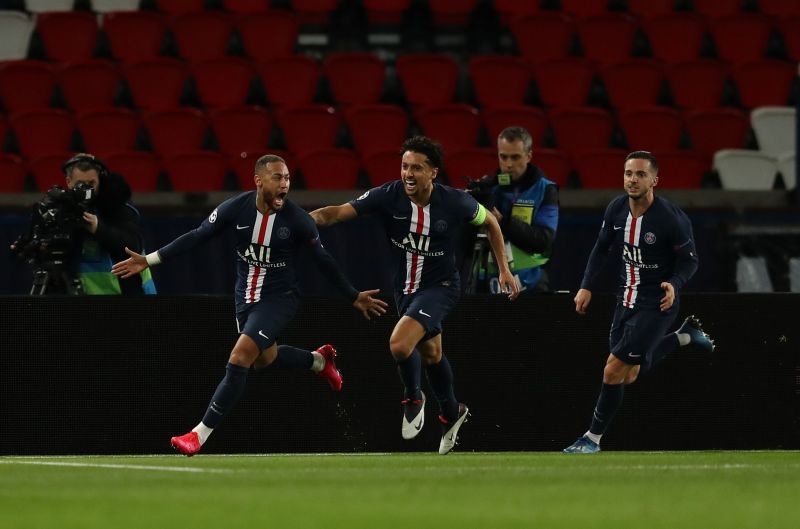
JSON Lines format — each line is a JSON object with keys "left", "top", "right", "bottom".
{"left": 0, "top": 460, "right": 233, "bottom": 474}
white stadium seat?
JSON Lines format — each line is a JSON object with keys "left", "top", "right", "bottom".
{"left": 713, "top": 149, "right": 777, "bottom": 190}
{"left": 0, "top": 11, "right": 34, "bottom": 61}
{"left": 776, "top": 151, "right": 796, "bottom": 190}
{"left": 750, "top": 106, "right": 796, "bottom": 157}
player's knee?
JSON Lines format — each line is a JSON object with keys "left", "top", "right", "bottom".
{"left": 419, "top": 349, "right": 441, "bottom": 365}
{"left": 624, "top": 368, "right": 640, "bottom": 385}
{"left": 602, "top": 363, "right": 628, "bottom": 385}
{"left": 388, "top": 338, "right": 413, "bottom": 360}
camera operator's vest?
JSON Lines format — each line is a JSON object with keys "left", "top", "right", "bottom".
{"left": 78, "top": 237, "right": 156, "bottom": 295}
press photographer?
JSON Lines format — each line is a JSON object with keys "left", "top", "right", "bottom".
{"left": 467, "top": 127, "right": 559, "bottom": 295}
{"left": 10, "top": 153, "right": 156, "bottom": 295}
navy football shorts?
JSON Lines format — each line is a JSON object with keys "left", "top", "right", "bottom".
{"left": 395, "top": 284, "right": 460, "bottom": 342}
{"left": 235, "top": 291, "right": 300, "bottom": 351}
{"left": 609, "top": 301, "right": 679, "bottom": 365}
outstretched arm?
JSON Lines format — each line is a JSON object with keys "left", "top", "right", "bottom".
{"left": 111, "top": 247, "right": 151, "bottom": 279}
{"left": 482, "top": 213, "right": 520, "bottom": 301}
{"left": 310, "top": 203, "right": 358, "bottom": 227}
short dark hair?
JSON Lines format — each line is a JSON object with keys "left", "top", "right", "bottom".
{"left": 498, "top": 126, "right": 533, "bottom": 152}
{"left": 401, "top": 135, "right": 443, "bottom": 169}
{"left": 625, "top": 150, "right": 659, "bottom": 173}
{"left": 62, "top": 153, "right": 108, "bottom": 178}
{"left": 255, "top": 154, "right": 286, "bottom": 174}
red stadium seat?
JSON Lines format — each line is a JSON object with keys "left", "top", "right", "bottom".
{"left": 323, "top": 53, "right": 386, "bottom": 106}
{"left": 482, "top": 105, "right": 547, "bottom": 147}
{"left": 290, "top": 0, "right": 338, "bottom": 25}
{"left": 574, "top": 148, "right": 628, "bottom": 188}
{"left": 164, "top": 151, "right": 228, "bottom": 191}
{"left": 445, "top": 148, "right": 497, "bottom": 187}
{"left": 600, "top": 60, "right": 665, "bottom": 109}
{"left": 0, "top": 153, "right": 27, "bottom": 192}
{"left": 643, "top": 13, "right": 708, "bottom": 63}
{"left": 76, "top": 108, "right": 141, "bottom": 155}
{"left": 143, "top": 108, "right": 208, "bottom": 157}
{"left": 169, "top": 12, "right": 234, "bottom": 61}
{"left": 731, "top": 59, "right": 796, "bottom": 109}
{"left": 230, "top": 149, "right": 295, "bottom": 190}
{"left": 533, "top": 148, "right": 571, "bottom": 187}
{"left": 415, "top": 104, "right": 481, "bottom": 154}
{"left": 362, "top": 0, "right": 410, "bottom": 25}
{"left": 275, "top": 104, "right": 341, "bottom": 157}
{"left": 560, "top": 0, "right": 610, "bottom": 17}
{"left": 395, "top": 54, "right": 460, "bottom": 108}
{"left": 709, "top": 14, "right": 774, "bottom": 65}
{"left": 222, "top": 0, "right": 272, "bottom": 13}
{"left": 297, "top": 148, "right": 360, "bottom": 190}
{"left": 618, "top": 107, "right": 683, "bottom": 151}
{"left": 362, "top": 149, "right": 400, "bottom": 186}
{"left": 684, "top": 108, "right": 749, "bottom": 161}
{"left": 36, "top": 11, "right": 98, "bottom": 62}
{"left": 626, "top": 0, "right": 676, "bottom": 18}
{"left": 58, "top": 60, "right": 121, "bottom": 112}
{"left": 666, "top": 60, "right": 727, "bottom": 110}
{"left": 492, "top": 0, "right": 542, "bottom": 26}
{"left": 123, "top": 58, "right": 189, "bottom": 110}
{"left": 428, "top": 0, "right": 478, "bottom": 26}
{"left": 102, "top": 11, "right": 168, "bottom": 63}
{"left": 103, "top": 151, "right": 162, "bottom": 192}
{"left": 655, "top": 151, "right": 707, "bottom": 189}
{"left": 154, "top": 0, "right": 205, "bottom": 14}
{"left": 760, "top": 0, "right": 800, "bottom": 16}
{"left": 0, "top": 114, "right": 7, "bottom": 148}
{"left": 468, "top": 55, "right": 532, "bottom": 108}
{"left": 345, "top": 104, "right": 409, "bottom": 155}
{"left": 257, "top": 55, "right": 320, "bottom": 108}
{"left": 533, "top": 58, "right": 596, "bottom": 108}
{"left": 511, "top": 14, "right": 575, "bottom": 65}
{"left": 0, "top": 60, "right": 55, "bottom": 112}
{"left": 209, "top": 105, "right": 272, "bottom": 156}
{"left": 692, "top": 0, "right": 744, "bottom": 17}
{"left": 237, "top": 11, "right": 298, "bottom": 61}
{"left": 576, "top": 14, "right": 638, "bottom": 65}
{"left": 549, "top": 107, "right": 614, "bottom": 156}
{"left": 190, "top": 57, "right": 256, "bottom": 109}
{"left": 10, "top": 109, "right": 75, "bottom": 158}
{"left": 778, "top": 16, "right": 800, "bottom": 60}
{"left": 28, "top": 152, "right": 76, "bottom": 191}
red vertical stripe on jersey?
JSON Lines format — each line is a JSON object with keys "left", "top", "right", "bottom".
{"left": 625, "top": 216, "right": 638, "bottom": 307}
{"left": 406, "top": 204, "right": 425, "bottom": 294}
{"left": 248, "top": 213, "right": 270, "bottom": 303}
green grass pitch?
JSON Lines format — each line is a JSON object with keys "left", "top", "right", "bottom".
{"left": 1, "top": 451, "right": 798, "bottom": 529}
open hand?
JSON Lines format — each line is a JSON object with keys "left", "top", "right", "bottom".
{"left": 353, "top": 289, "right": 389, "bottom": 320}
{"left": 111, "top": 247, "right": 148, "bottom": 279}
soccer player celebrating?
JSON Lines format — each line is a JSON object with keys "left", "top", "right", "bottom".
{"left": 563, "top": 151, "right": 714, "bottom": 454}
{"left": 112, "top": 154, "right": 388, "bottom": 456}
{"left": 311, "top": 136, "right": 519, "bottom": 455}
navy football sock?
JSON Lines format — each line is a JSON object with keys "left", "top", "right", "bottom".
{"left": 425, "top": 355, "right": 459, "bottom": 421}
{"left": 645, "top": 334, "right": 680, "bottom": 372}
{"left": 589, "top": 383, "right": 625, "bottom": 436}
{"left": 202, "top": 363, "right": 249, "bottom": 429}
{"left": 396, "top": 350, "right": 423, "bottom": 401}
{"left": 268, "top": 345, "right": 314, "bottom": 370}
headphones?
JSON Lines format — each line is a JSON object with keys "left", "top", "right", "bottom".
{"left": 62, "top": 153, "right": 109, "bottom": 179}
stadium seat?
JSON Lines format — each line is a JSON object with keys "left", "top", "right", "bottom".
{"left": 532, "top": 58, "right": 596, "bottom": 108}
{"left": 468, "top": 56, "right": 532, "bottom": 108}
{"left": 709, "top": 14, "right": 774, "bottom": 65}
{"left": 57, "top": 60, "right": 121, "bottom": 112}
{"left": 323, "top": 53, "right": 386, "bottom": 106}
{"left": 76, "top": 108, "right": 141, "bottom": 155}
{"left": 209, "top": 105, "right": 272, "bottom": 156}
{"left": 654, "top": 151, "right": 707, "bottom": 189}
{"left": 143, "top": 108, "right": 209, "bottom": 156}
{"left": 643, "top": 13, "right": 708, "bottom": 63}
{"left": 713, "top": 149, "right": 777, "bottom": 190}
{"left": 0, "top": 153, "right": 27, "bottom": 192}
{"left": 576, "top": 14, "right": 638, "bottom": 65}
{"left": 395, "top": 54, "right": 460, "bottom": 108}
{"left": 35, "top": 11, "right": 99, "bottom": 62}
{"left": 776, "top": 151, "right": 796, "bottom": 190}
{"left": 362, "top": 0, "right": 410, "bottom": 25}
{"left": 560, "top": 0, "right": 610, "bottom": 17}
{"left": 297, "top": 148, "right": 361, "bottom": 189}
{"left": 750, "top": 106, "right": 796, "bottom": 157}
{"left": 618, "top": 107, "right": 683, "bottom": 151}
{"left": 574, "top": 148, "right": 628, "bottom": 188}
{"left": 684, "top": 108, "right": 749, "bottom": 161}
{"left": 90, "top": 0, "right": 141, "bottom": 12}
{"left": 0, "top": 11, "right": 35, "bottom": 61}
{"left": 345, "top": 104, "right": 409, "bottom": 155}
{"left": 493, "top": 0, "right": 541, "bottom": 26}
{"left": 482, "top": 105, "right": 547, "bottom": 147}
{"left": 103, "top": 11, "right": 168, "bottom": 63}
{"left": 27, "top": 152, "right": 75, "bottom": 191}
{"left": 24, "top": 0, "right": 74, "bottom": 12}
{"left": 10, "top": 109, "right": 75, "bottom": 158}
{"left": 237, "top": 12, "right": 298, "bottom": 61}
{"left": 415, "top": 104, "right": 481, "bottom": 154}
{"left": 533, "top": 148, "right": 571, "bottom": 188}
{"left": 164, "top": 151, "right": 228, "bottom": 191}
{"left": 169, "top": 12, "right": 234, "bottom": 61}
{"left": 665, "top": 60, "right": 727, "bottom": 110}
{"left": 275, "top": 104, "right": 341, "bottom": 157}
{"left": 549, "top": 107, "right": 614, "bottom": 156}
{"left": 190, "top": 57, "right": 256, "bottom": 109}
{"left": 731, "top": 60, "right": 796, "bottom": 109}
{"left": 626, "top": 0, "right": 676, "bottom": 18}
{"left": 222, "top": 0, "right": 272, "bottom": 13}
{"left": 428, "top": 0, "right": 478, "bottom": 26}
{"left": 444, "top": 148, "right": 496, "bottom": 186}
{"left": 123, "top": 58, "right": 189, "bottom": 110}
{"left": 257, "top": 55, "right": 320, "bottom": 108}
{"left": 692, "top": 0, "right": 745, "bottom": 17}
{"left": 778, "top": 16, "right": 800, "bottom": 60}
{"left": 600, "top": 60, "right": 665, "bottom": 109}
{"left": 362, "top": 149, "right": 400, "bottom": 186}
{"left": 759, "top": 0, "right": 800, "bottom": 16}
{"left": 0, "top": 114, "right": 7, "bottom": 147}
{"left": 230, "top": 149, "right": 295, "bottom": 190}
{"left": 103, "top": 151, "right": 162, "bottom": 192}
{"left": 0, "top": 60, "right": 55, "bottom": 112}
{"left": 291, "top": 0, "right": 338, "bottom": 25}
{"left": 511, "top": 14, "right": 575, "bottom": 65}
{"left": 154, "top": 0, "right": 205, "bottom": 14}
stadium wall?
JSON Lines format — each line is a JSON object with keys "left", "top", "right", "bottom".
{"left": 1, "top": 294, "right": 797, "bottom": 455}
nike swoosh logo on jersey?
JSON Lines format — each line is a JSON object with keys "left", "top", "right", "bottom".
{"left": 613, "top": 225, "right": 624, "bottom": 230}
{"left": 628, "top": 352, "right": 641, "bottom": 358}
{"left": 237, "top": 225, "right": 250, "bottom": 230}
{"left": 258, "top": 330, "right": 269, "bottom": 340}
{"left": 393, "top": 215, "right": 408, "bottom": 220}
{"left": 419, "top": 309, "right": 431, "bottom": 317}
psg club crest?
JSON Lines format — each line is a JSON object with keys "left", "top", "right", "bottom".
{"left": 277, "top": 227, "right": 291, "bottom": 239}
{"left": 434, "top": 220, "right": 448, "bottom": 232}
{"left": 644, "top": 232, "right": 656, "bottom": 244}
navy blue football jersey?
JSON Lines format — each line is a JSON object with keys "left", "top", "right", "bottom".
{"left": 158, "top": 192, "right": 321, "bottom": 307}
{"left": 581, "top": 195, "right": 698, "bottom": 308}
{"left": 350, "top": 181, "right": 483, "bottom": 293}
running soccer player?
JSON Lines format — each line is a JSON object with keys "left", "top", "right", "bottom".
{"left": 112, "top": 154, "right": 388, "bottom": 456}
{"left": 311, "top": 136, "right": 520, "bottom": 455}
{"left": 563, "top": 151, "right": 714, "bottom": 454}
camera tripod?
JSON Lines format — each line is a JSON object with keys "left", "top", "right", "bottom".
{"left": 30, "top": 262, "right": 84, "bottom": 295}
{"left": 465, "top": 229, "right": 491, "bottom": 294}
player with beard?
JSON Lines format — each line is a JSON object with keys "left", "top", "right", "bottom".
{"left": 563, "top": 151, "right": 715, "bottom": 454}
{"left": 311, "top": 136, "right": 519, "bottom": 454}
{"left": 112, "top": 154, "right": 388, "bottom": 456}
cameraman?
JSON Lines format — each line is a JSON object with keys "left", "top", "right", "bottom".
{"left": 481, "top": 126, "right": 559, "bottom": 294}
